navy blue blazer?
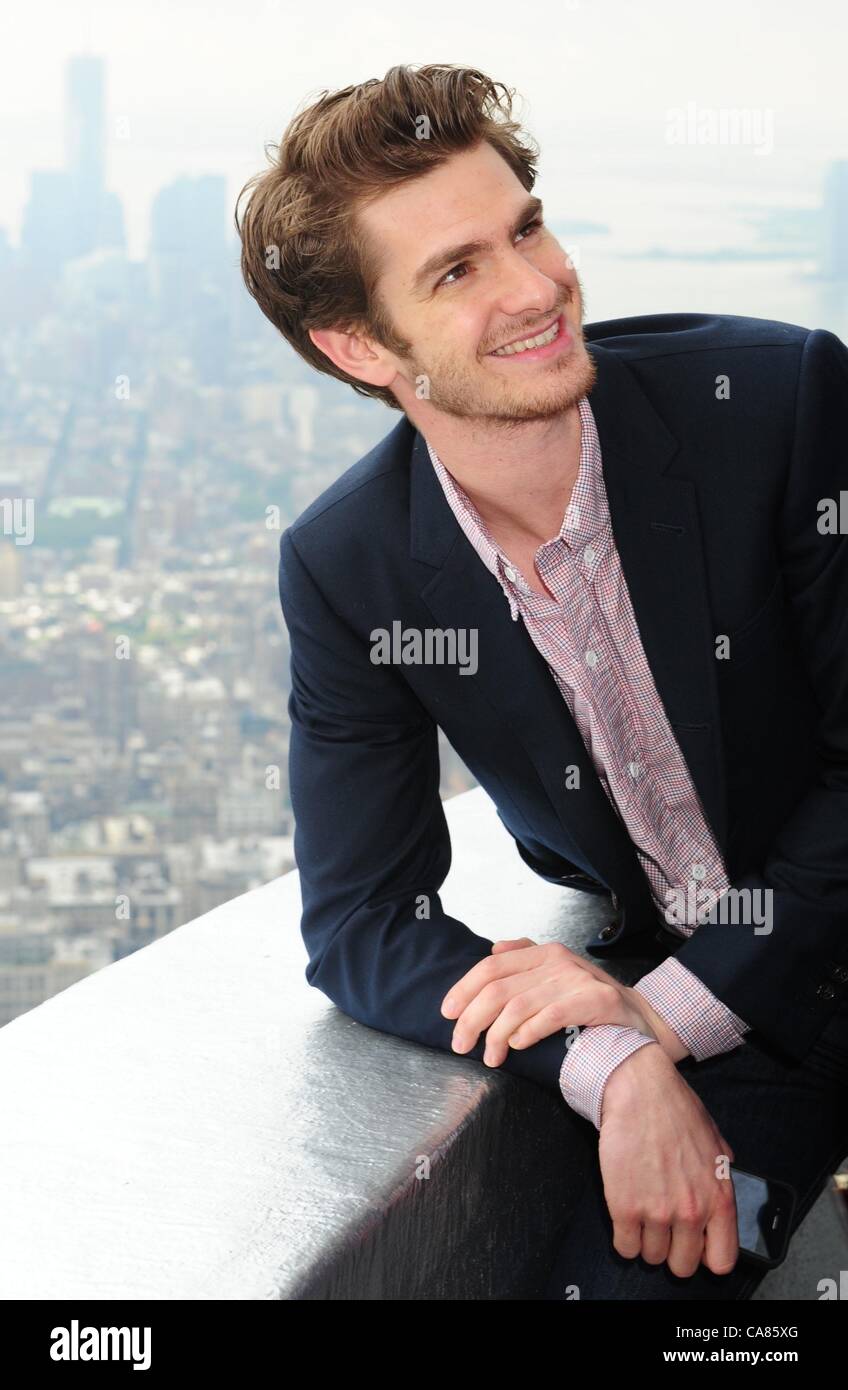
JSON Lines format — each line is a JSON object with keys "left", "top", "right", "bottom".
{"left": 277, "top": 312, "right": 848, "bottom": 1096}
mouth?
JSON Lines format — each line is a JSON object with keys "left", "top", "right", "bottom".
{"left": 486, "top": 312, "right": 572, "bottom": 363}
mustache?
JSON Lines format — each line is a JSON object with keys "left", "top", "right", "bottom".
{"left": 485, "top": 284, "right": 581, "bottom": 353}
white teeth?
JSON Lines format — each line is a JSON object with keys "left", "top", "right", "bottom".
{"left": 492, "top": 319, "right": 560, "bottom": 356}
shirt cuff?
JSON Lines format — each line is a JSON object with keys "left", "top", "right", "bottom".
{"left": 633, "top": 954, "right": 751, "bottom": 1061}
{"left": 559, "top": 1026, "right": 658, "bottom": 1129}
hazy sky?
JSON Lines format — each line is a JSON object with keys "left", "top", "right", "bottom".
{"left": 1, "top": 0, "right": 846, "bottom": 258}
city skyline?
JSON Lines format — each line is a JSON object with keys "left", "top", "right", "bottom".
{"left": 3, "top": 0, "right": 848, "bottom": 260}
{"left": 2, "top": 36, "right": 848, "bottom": 1029}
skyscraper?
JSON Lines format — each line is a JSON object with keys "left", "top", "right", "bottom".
{"left": 21, "top": 54, "right": 125, "bottom": 271}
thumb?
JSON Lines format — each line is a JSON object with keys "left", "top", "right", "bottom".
{"left": 491, "top": 937, "right": 536, "bottom": 952}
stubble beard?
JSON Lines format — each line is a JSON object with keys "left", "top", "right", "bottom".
{"left": 406, "top": 329, "right": 598, "bottom": 427}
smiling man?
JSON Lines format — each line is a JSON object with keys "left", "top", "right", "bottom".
{"left": 236, "top": 63, "right": 848, "bottom": 1300}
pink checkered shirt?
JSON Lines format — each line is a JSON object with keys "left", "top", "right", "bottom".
{"left": 426, "top": 394, "right": 751, "bottom": 1129}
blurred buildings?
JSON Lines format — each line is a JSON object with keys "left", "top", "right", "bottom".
{"left": 1, "top": 54, "right": 846, "bottom": 1026}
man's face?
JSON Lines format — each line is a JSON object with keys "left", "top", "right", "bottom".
{"left": 355, "top": 140, "right": 596, "bottom": 424}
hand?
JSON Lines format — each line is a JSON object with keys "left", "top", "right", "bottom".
{"left": 492, "top": 939, "right": 692, "bottom": 1065}
{"left": 598, "top": 1043, "right": 739, "bottom": 1278}
{"left": 440, "top": 937, "right": 662, "bottom": 1067}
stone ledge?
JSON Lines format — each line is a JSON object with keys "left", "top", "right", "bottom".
{"left": 2, "top": 784, "right": 839, "bottom": 1298}
{"left": 0, "top": 787, "right": 612, "bottom": 1299}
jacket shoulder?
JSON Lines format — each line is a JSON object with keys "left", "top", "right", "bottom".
{"left": 585, "top": 311, "right": 810, "bottom": 361}
{"left": 286, "top": 412, "right": 415, "bottom": 541}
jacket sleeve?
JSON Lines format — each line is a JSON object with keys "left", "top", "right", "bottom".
{"left": 673, "top": 327, "right": 848, "bottom": 1060}
{"left": 277, "top": 524, "right": 569, "bottom": 1095}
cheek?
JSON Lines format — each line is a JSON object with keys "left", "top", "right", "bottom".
{"left": 437, "top": 310, "right": 489, "bottom": 358}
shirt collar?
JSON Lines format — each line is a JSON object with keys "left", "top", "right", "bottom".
{"left": 426, "top": 395, "right": 611, "bottom": 614}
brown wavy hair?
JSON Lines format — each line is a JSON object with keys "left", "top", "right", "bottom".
{"left": 234, "top": 63, "right": 540, "bottom": 411}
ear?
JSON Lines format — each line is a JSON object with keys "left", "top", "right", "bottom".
{"left": 308, "top": 324, "right": 395, "bottom": 390}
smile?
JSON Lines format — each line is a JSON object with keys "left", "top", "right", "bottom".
{"left": 487, "top": 314, "right": 572, "bottom": 362}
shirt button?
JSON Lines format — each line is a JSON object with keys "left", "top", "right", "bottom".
{"left": 692, "top": 863, "right": 706, "bottom": 880}
{"left": 503, "top": 565, "right": 516, "bottom": 581}
{"left": 585, "top": 649, "right": 598, "bottom": 668}
{"left": 628, "top": 761, "right": 641, "bottom": 779}
{"left": 584, "top": 546, "right": 596, "bottom": 565}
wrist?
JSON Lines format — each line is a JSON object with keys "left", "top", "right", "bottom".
{"left": 600, "top": 1037, "right": 673, "bottom": 1123}
{"left": 625, "top": 986, "right": 691, "bottom": 1064}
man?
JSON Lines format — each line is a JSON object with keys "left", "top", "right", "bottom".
{"left": 236, "top": 64, "right": 848, "bottom": 1299}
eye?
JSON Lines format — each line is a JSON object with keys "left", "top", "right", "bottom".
{"left": 516, "top": 216, "right": 544, "bottom": 242}
{"left": 436, "top": 217, "right": 544, "bottom": 290}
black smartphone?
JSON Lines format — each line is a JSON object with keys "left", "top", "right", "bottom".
{"left": 731, "top": 1164, "right": 797, "bottom": 1268}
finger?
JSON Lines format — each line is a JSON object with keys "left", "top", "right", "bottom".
{"left": 485, "top": 968, "right": 617, "bottom": 1062}
{"left": 640, "top": 1220, "right": 672, "bottom": 1266}
{"left": 456, "top": 973, "right": 552, "bottom": 1059}
{"left": 666, "top": 1218, "right": 708, "bottom": 1279}
{"left": 440, "top": 945, "right": 547, "bottom": 1018}
{"left": 491, "top": 937, "right": 536, "bottom": 953}
{"left": 483, "top": 988, "right": 565, "bottom": 1065}
{"left": 703, "top": 1186, "right": 740, "bottom": 1277}
{"left": 611, "top": 1215, "right": 642, "bottom": 1261}
{"left": 501, "top": 1000, "right": 573, "bottom": 1052}
{"left": 489, "top": 974, "right": 632, "bottom": 1062}
{"left": 449, "top": 954, "right": 624, "bottom": 1054}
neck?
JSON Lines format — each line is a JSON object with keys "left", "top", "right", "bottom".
{"left": 419, "top": 402, "right": 583, "bottom": 546}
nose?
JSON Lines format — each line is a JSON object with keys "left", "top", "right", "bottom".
{"left": 494, "top": 246, "right": 559, "bottom": 320}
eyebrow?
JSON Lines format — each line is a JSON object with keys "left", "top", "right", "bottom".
{"left": 410, "top": 195, "right": 544, "bottom": 296}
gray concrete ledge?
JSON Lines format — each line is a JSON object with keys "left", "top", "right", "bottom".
{"left": 0, "top": 786, "right": 843, "bottom": 1298}
{"left": 0, "top": 788, "right": 606, "bottom": 1298}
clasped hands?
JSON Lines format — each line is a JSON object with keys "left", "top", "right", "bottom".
{"left": 441, "top": 937, "right": 743, "bottom": 1281}
{"left": 440, "top": 936, "right": 689, "bottom": 1066}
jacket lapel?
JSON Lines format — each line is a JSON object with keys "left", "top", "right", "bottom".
{"left": 407, "top": 336, "right": 729, "bottom": 919}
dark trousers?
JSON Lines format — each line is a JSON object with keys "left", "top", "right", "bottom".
{"left": 543, "top": 975, "right": 848, "bottom": 1300}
